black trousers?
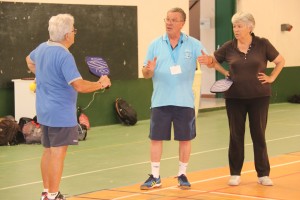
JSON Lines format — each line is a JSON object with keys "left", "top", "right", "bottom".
{"left": 225, "top": 97, "right": 270, "bottom": 177}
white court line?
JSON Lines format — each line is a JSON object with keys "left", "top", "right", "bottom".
{"left": 211, "top": 191, "right": 277, "bottom": 200}
{"left": 1, "top": 135, "right": 300, "bottom": 191}
{"left": 113, "top": 160, "right": 300, "bottom": 200}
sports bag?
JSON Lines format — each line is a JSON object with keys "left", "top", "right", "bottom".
{"left": 78, "top": 123, "right": 87, "bottom": 141}
{"left": 22, "top": 120, "right": 42, "bottom": 144}
{"left": 0, "top": 118, "right": 20, "bottom": 145}
{"left": 115, "top": 98, "right": 137, "bottom": 125}
{"left": 77, "top": 107, "right": 90, "bottom": 129}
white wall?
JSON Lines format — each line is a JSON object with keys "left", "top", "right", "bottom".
{"left": 1, "top": 0, "right": 189, "bottom": 77}
{"left": 199, "top": 0, "right": 216, "bottom": 95}
{"left": 237, "top": 0, "right": 300, "bottom": 68}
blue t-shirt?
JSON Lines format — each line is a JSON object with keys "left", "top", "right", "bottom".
{"left": 29, "top": 41, "right": 82, "bottom": 127}
{"left": 144, "top": 33, "right": 207, "bottom": 108}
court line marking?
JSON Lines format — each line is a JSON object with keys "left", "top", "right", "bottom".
{"left": 1, "top": 135, "right": 300, "bottom": 191}
{"left": 211, "top": 191, "right": 277, "bottom": 200}
{"left": 112, "top": 160, "right": 300, "bottom": 200}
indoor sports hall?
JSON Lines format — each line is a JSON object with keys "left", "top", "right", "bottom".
{"left": 1, "top": 100, "right": 300, "bottom": 199}
{"left": 1, "top": 0, "right": 300, "bottom": 200}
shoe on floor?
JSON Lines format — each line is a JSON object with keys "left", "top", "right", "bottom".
{"left": 44, "top": 191, "right": 66, "bottom": 200}
{"left": 228, "top": 175, "right": 241, "bottom": 186}
{"left": 40, "top": 192, "right": 47, "bottom": 200}
{"left": 140, "top": 174, "right": 162, "bottom": 190}
{"left": 177, "top": 174, "right": 191, "bottom": 190}
{"left": 258, "top": 176, "right": 273, "bottom": 186}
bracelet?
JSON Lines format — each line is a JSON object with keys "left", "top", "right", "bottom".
{"left": 99, "top": 81, "right": 103, "bottom": 89}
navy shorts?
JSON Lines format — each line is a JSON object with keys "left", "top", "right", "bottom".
{"left": 41, "top": 125, "right": 79, "bottom": 148}
{"left": 149, "top": 106, "right": 196, "bottom": 141}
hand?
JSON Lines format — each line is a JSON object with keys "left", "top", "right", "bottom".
{"left": 145, "top": 57, "right": 157, "bottom": 72}
{"left": 225, "top": 71, "right": 230, "bottom": 78}
{"left": 258, "top": 72, "right": 274, "bottom": 84}
{"left": 98, "top": 75, "right": 111, "bottom": 89}
{"left": 197, "top": 50, "right": 213, "bottom": 67}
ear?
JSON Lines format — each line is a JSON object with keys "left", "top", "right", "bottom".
{"left": 64, "top": 32, "right": 70, "bottom": 41}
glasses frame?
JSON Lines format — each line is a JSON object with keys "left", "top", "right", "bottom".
{"left": 72, "top": 28, "right": 77, "bottom": 34}
{"left": 164, "top": 18, "right": 184, "bottom": 24}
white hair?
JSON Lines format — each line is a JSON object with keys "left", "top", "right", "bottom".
{"left": 231, "top": 12, "right": 255, "bottom": 32}
{"left": 48, "top": 14, "right": 74, "bottom": 42}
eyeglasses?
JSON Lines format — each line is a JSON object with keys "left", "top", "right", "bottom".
{"left": 71, "top": 29, "right": 77, "bottom": 34}
{"left": 164, "top": 18, "right": 184, "bottom": 24}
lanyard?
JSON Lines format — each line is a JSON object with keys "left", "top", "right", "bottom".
{"left": 166, "top": 34, "right": 183, "bottom": 64}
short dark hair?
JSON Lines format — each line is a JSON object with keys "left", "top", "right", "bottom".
{"left": 168, "top": 7, "right": 186, "bottom": 22}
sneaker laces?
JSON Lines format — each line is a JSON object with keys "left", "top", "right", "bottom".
{"left": 145, "top": 174, "right": 156, "bottom": 182}
{"left": 176, "top": 174, "right": 188, "bottom": 182}
{"left": 55, "top": 191, "right": 66, "bottom": 200}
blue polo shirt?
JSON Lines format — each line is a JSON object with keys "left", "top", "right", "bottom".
{"left": 144, "top": 33, "right": 206, "bottom": 108}
{"left": 29, "top": 41, "right": 82, "bottom": 127}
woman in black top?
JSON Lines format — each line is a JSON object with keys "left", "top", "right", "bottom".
{"left": 198, "top": 12, "right": 285, "bottom": 186}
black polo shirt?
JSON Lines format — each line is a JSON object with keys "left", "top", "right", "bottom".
{"left": 214, "top": 33, "right": 279, "bottom": 99}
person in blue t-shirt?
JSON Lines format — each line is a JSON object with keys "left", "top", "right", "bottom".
{"left": 26, "top": 14, "right": 111, "bottom": 200}
{"left": 140, "top": 7, "right": 210, "bottom": 190}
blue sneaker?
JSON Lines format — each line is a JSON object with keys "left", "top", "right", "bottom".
{"left": 140, "top": 174, "right": 162, "bottom": 190}
{"left": 177, "top": 174, "right": 191, "bottom": 189}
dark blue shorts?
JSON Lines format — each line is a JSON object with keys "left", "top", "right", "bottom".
{"left": 41, "top": 125, "right": 78, "bottom": 148}
{"left": 149, "top": 106, "right": 196, "bottom": 141}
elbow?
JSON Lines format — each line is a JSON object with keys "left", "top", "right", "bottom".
{"left": 281, "top": 57, "right": 286, "bottom": 67}
{"left": 71, "top": 80, "right": 86, "bottom": 93}
{"left": 72, "top": 84, "right": 83, "bottom": 93}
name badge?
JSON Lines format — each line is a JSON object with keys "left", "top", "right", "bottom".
{"left": 170, "top": 65, "right": 182, "bottom": 75}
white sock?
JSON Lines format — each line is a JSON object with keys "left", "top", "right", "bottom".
{"left": 151, "top": 162, "right": 160, "bottom": 178}
{"left": 178, "top": 161, "right": 188, "bottom": 176}
{"left": 43, "top": 189, "right": 48, "bottom": 193}
{"left": 47, "top": 192, "right": 58, "bottom": 200}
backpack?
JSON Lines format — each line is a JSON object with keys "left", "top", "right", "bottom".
{"left": 0, "top": 118, "right": 20, "bottom": 146}
{"left": 21, "top": 119, "right": 42, "bottom": 144}
{"left": 288, "top": 94, "right": 300, "bottom": 103}
{"left": 78, "top": 123, "right": 87, "bottom": 141}
{"left": 115, "top": 98, "right": 137, "bottom": 125}
{"left": 77, "top": 107, "right": 90, "bottom": 129}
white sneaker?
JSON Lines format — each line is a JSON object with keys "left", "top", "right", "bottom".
{"left": 228, "top": 175, "right": 241, "bottom": 186}
{"left": 258, "top": 176, "right": 273, "bottom": 186}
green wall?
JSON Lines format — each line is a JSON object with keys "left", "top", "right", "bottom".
{"left": 76, "top": 79, "right": 153, "bottom": 126}
{"left": 1, "top": 67, "right": 299, "bottom": 126}
{"left": 0, "top": 88, "right": 14, "bottom": 117}
{"left": 268, "top": 67, "right": 300, "bottom": 103}
{"left": 215, "top": 0, "right": 236, "bottom": 98}
{"left": 0, "top": 79, "right": 153, "bottom": 127}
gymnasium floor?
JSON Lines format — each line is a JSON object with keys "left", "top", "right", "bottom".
{"left": 0, "top": 100, "right": 299, "bottom": 200}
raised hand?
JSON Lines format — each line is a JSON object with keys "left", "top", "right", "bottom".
{"left": 142, "top": 57, "right": 157, "bottom": 79}
{"left": 145, "top": 57, "right": 157, "bottom": 72}
{"left": 197, "top": 50, "right": 213, "bottom": 66}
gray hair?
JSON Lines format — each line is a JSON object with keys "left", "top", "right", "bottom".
{"left": 168, "top": 7, "right": 186, "bottom": 22}
{"left": 231, "top": 12, "right": 255, "bottom": 32}
{"left": 48, "top": 14, "right": 74, "bottom": 42}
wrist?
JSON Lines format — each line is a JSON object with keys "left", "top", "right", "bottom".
{"left": 209, "top": 57, "right": 214, "bottom": 65}
{"left": 99, "top": 81, "right": 104, "bottom": 89}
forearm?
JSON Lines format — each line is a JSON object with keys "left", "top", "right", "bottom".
{"left": 26, "top": 56, "right": 36, "bottom": 74}
{"left": 270, "top": 55, "right": 285, "bottom": 82}
{"left": 71, "top": 79, "right": 103, "bottom": 93}
{"left": 214, "top": 62, "right": 229, "bottom": 77}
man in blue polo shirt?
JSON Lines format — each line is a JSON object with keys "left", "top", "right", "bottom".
{"left": 26, "top": 14, "right": 111, "bottom": 200}
{"left": 140, "top": 7, "right": 209, "bottom": 190}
